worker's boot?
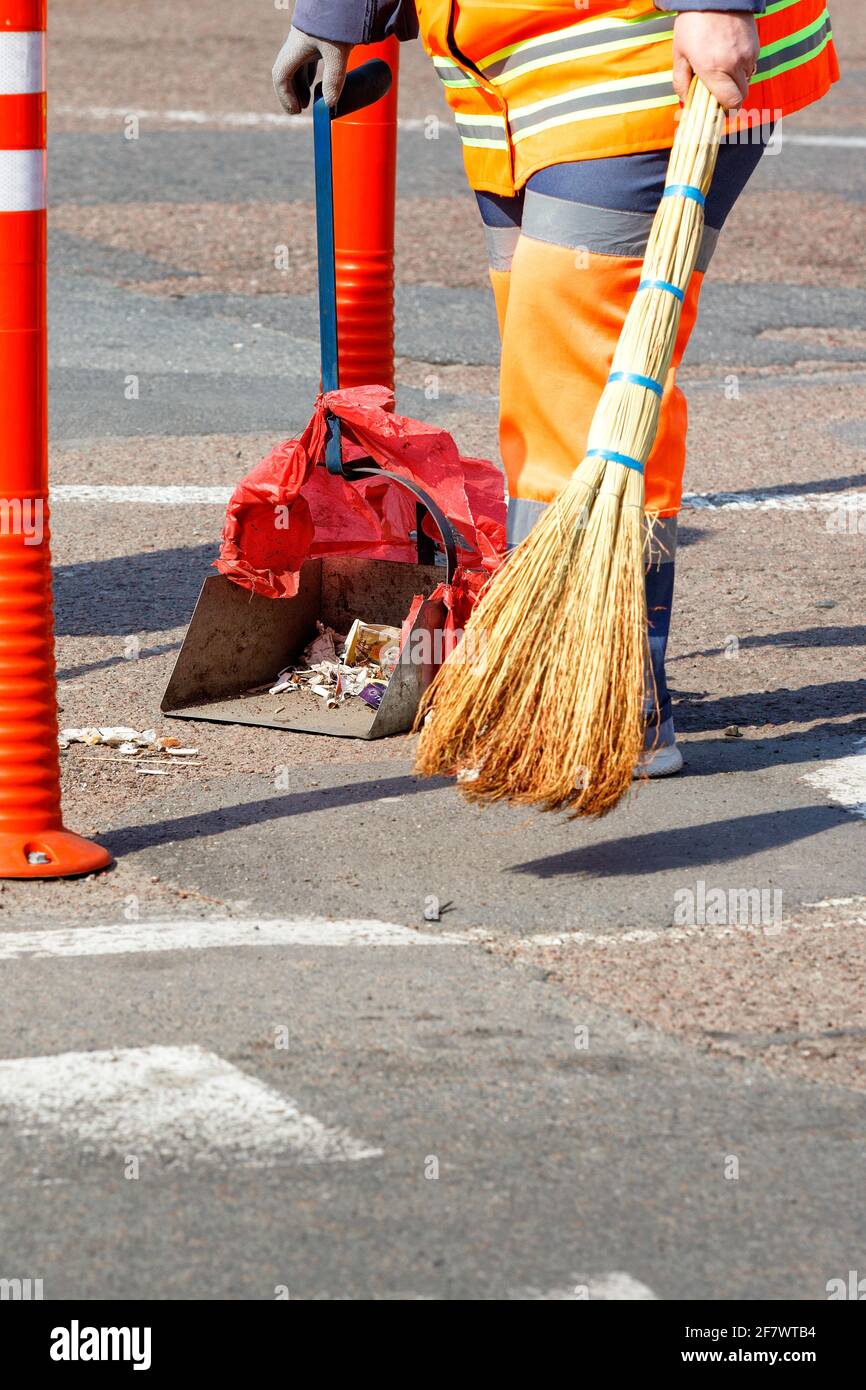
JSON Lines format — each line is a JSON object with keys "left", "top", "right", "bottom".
{"left": 506, "top": 500, "right": 683, "bottom": 779}
{"left": 636, "top": 517, "right": 683, "bottom": 778}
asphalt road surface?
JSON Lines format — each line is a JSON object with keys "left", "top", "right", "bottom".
{"left": 0, "top": 1, "right": 864, "bottom": 1302}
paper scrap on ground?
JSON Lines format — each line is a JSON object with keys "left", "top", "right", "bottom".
{"left": 59, "top": 727, "right": 199, "bottom": 763}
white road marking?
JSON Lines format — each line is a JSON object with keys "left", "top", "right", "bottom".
{"left": 53, "top": 107, "right": 866, "bottom": 151}
{"left": 520, "top": 925, "right": 781, "bottom": 948}
{"left": 527, "top": 929, "right": 672, "bottom": 947}
{"left": 782, "top": 132, "right": 866, "bottom": 149}
{"left": 525, "top": 1273, "right": 658, "bottom": 1301}
{"left": 0, "top": 916, "right": 467, "bottom": 960}
{"left": 524, "top": 903, "right": 866, "bottom": 947}
{"left": 803, "top": 739, "right": 866, "bottom": 819}
{"left": 0, "top": 1044, "right": 382, "bottom": 1165}
{"left": 682, "top": 489, "right": 866, "bottom": 513}
{"left": 316, "top": 1274, "right": 658, "bottom": 1299}
{"left": 683, "top": 367, "right": 866, "bottom": 393}
{"left": 55, "top": 104, "right": 305, "bottom": 128}
{"left": 802, "top": 896, "right": 866, "bottom": 909}
{"left": 3, "top": 916, "right": 823, "bottom": 959}
{"left": 51, "top": 484, "right": 232, "bottom": 505}
{"left": 50, "top": 484, "right": 866, "bottom": 515}
{"left": 54, "top": 104, "right": 435, "bottom": 133}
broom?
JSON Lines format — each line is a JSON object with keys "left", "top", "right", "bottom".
{"left": 415, "top": 79, "right": 725, "bottom": 817}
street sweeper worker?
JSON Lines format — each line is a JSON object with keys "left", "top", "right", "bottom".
{"left": 274, "top": 3, "right": 838, "bottom": 777}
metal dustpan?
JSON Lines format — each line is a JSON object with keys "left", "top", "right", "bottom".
{"left": 162, "top": 60, "right": 458, "bottom": 740}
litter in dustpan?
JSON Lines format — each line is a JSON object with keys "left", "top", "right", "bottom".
{"left": 264, "top": 618, "right": 397, "bottom": 713}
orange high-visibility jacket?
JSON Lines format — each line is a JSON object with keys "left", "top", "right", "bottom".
{"left": 414, "top": 1, "right": 838, "bottom": 195}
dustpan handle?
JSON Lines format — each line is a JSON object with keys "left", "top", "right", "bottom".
{"left": 311, "top": 60, "right": 459, "bottom": 583}
{"left": 350, "top": 466, "right": 459, "bottom": 585}
{"left": 313, "top": 61, "right": 393, "bottom": 415}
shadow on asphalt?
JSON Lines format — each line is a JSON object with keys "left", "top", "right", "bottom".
{"left": 671, "top": 524, "right": 706, "bottom": 549}
{"left": 674, "top": 679, "right": 866, "bottom": 730}
{"left": 99, "top": 750, "right": 855, "bottom": 885}
{"left": 56, "top": 642, "right": 183, "bottom": 682}
{"left": 510, "top": 803, "right": 850, "bottom": 880}
{"left": 98, "top": 775, "right": 449, "bottom": 857}
{"left": 675, "top": 624, "right": 866, "bottom": 659}
{"left": 49, "top": 228, "right": 194, "bottom": 286}
{"left": 54, "top": 544, "right": 217, "bottom": 636}
{"left": 677, "top": 725, "right": 866, "bottom": 776}
{"left": 687, "top": 470, "right": 866, "bottom": 502}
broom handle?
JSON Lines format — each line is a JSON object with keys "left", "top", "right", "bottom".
{"left": 585, "top": 79, "right": 725, "bottom": 477}
{"left": 647, "top": 76, "right": 724, "bottom": 306}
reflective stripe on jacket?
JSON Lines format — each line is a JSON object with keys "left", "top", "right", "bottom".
{"left": 414, "top": 0, "right": 838, "bottom": 194}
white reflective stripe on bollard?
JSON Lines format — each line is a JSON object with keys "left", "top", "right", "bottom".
{"left": 0, "top": 32, "right": 45, "bottom": 95}
{"left": 0, "top": 149, "right": 46, "bottom": 211}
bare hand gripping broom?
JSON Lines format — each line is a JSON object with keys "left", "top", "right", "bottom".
{"left": 415, "top": 80, "right": 725, "bottom": 817}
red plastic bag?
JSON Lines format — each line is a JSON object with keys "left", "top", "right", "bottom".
{"left": 216, "top": 386, "right": 506, "bottom": 601}
{"left": 401, "top": 568, "right": 487, "bottom": 662}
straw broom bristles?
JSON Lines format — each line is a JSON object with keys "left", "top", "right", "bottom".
{"left": 416, "top": 80, "right": 725, "bottom": 817}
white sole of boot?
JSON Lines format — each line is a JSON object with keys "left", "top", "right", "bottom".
{"left": 634, "top": 742, "right": 685, "bottom": 779}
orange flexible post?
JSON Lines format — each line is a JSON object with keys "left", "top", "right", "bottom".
{"left": 0, "top": 1, "right": 111, "bottom": 877}
{"left": 331, "top": 36, "right": 398, "bottom": 392}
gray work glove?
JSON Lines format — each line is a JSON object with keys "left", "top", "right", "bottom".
{"left": 272, "top": 27, "right": 352, "bottom": 115}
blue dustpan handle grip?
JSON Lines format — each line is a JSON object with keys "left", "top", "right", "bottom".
{"left": 313, "top": 61, "right": 393, "bottom": 475}
{"left": 333, "top": 58, "right": 393, "bottom": 118}
{"left": 313, "top": 79, "right": 342, "bottom": 474}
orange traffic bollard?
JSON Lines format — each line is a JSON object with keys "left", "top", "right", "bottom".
{"left": 0, "top": 1, "right": 111, "bottom": 877}
{"left": 331, "top": 36, "right": 398, "bottom": 392}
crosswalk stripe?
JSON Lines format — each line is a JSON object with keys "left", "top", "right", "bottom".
{"left": 803, "top": 738, "right": 866, "bottom": 819}
{"left": 523, "top": 927, "right": 740, "bottom": 947}
{"left": 0, "top": 917, "right": 467, "bottom": 960}
{"left": 313, "top": 1273, "right": 659, "bottom": 1299}
{"left": 526, "top": 1273, "right": 658, "bottom": 1300}
{"left": 0, "top": 1044, "right": 382, "bottom": 1165}
{"left": 542, "top": 1273, "right": 656, "bottom": 1295}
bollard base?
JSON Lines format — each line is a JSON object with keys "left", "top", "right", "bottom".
{"left": 0, "top": 830, "right": 113, "bottom": 880}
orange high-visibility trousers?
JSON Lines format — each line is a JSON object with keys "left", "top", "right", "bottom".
{"left": 495, "top": 238, "right": 700, "bottom": 517}
{"left": 480, "top": 131, "right": 766, "bottom": 519}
